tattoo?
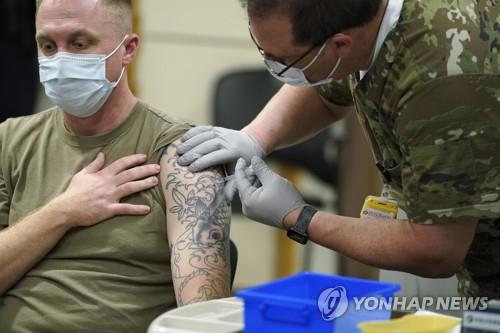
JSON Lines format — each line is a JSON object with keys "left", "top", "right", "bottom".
{"left": 163, "top": 144, "right": 231, "bottom": 306}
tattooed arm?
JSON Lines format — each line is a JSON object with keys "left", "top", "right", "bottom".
{"left": 161, "top": 140, "right": 231, "bottom": 306}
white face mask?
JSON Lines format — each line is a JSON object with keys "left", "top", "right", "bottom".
{"left": 263, "top": 41, "right": 342, "bottom": 88}
{"left": 39, "top": 35, "right": 128, "bottom": 118}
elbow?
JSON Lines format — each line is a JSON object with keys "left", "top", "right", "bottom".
{"left": 420, "top": 264, "right": 458, "bottom": 279}
{"left": 408, "top": 251, "right": 465, "bottom": 279}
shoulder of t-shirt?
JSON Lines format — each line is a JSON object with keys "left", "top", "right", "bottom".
{"left": 138, "top": 101, "right": 193, "bottom": 131}
{"left": 0, "top": 107, "right": 58, "bottom": 145}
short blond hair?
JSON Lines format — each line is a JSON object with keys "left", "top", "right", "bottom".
{"left": 36, "top": 0, "right": 133, "bottom": 36}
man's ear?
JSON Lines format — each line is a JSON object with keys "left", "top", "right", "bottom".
{"left": 328, "top": 33, "right": 353, "bottom": 59}
{"left": 123, "top": 33, "right": 140, "bottom": 65}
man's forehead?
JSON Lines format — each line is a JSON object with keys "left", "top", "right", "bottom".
{"left": 37, "top": 0, "right": 106, "bottom": 26}
{"left": 38, "top": 0, "right": 101, "bottom": 15}
{"left": 36, "top": 0, "right": 114, "bottom": 34}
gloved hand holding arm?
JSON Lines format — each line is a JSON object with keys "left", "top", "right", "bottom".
{"left": 235, "top": 156, "right": 307, "bottom": 229}
{"left": 177, "top": 126, "right": 265, "bottom": 173}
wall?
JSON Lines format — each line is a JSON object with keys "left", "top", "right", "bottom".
{"left": 136, "top": 0, "right": 261, "bottom": 124}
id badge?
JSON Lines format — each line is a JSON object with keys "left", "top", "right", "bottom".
{"left": 360, "top": 195, "right": 398, "bottom": 219}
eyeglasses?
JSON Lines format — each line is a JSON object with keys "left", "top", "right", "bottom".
{"left": 248, "top": 24, "right": 326, "bottom": 77}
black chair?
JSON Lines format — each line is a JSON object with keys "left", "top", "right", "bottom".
{"left": 213, "top": 69, "right": 340, "bottom": 210}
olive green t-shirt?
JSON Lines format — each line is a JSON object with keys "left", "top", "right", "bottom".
{"left": 0, "top": 101, "right": 191, "bottom": 332}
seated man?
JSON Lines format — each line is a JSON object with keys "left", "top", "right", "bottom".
{"left": 0, "top": 0, "right": 231, "bottom": 332}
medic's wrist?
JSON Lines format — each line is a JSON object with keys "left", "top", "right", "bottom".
{"left": 283, "top": 207, "right": 303, "bottom": 229}
{"left": 241, "top": 127, "right": 271, "bottom": 156}
{"left": 286, "top": 206, "right": 319, "bottom": 245}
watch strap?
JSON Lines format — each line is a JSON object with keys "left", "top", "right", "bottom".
{"left": 287, "top": 206, "right": 318, "bottom": 244}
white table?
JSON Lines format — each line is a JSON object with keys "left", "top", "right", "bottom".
{"left": 148, "top": 297, "right": 243, "bottom": 333}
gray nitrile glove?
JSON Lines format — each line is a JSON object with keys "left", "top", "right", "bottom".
{"left": 235, "top": 156, "right": 307, "bottom": 229}
{"left": 223, "top": 165, "right": 258, "bottom": 202}
{"left": 177, "top": 126, "right": 265, "bottom": 172}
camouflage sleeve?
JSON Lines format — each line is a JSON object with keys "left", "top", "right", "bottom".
{"left": 317, "top": 79, "right": 354, "bottom": 107}
{"left": 396, "top": 74, "right": 500, "bottom": 224}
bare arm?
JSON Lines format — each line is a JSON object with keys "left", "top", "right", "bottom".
{"left": 284, "top": 210, "right": 478, "bottom": 278}
{"left": 0, "top": 204, "right": 74, "bottom": 295}
{"left": 162, "top": 141, "right": 231, "bottom": 306}
{"left": 243, "top": 85, "right": 351, "bottom": 153}
{"left": 0, "top": 153, "right": 160, "bottom": 295}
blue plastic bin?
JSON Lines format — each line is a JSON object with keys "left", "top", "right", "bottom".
{"left": 237, "top": 272, "right": 400, "bottom": 333}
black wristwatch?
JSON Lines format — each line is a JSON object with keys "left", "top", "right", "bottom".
{"left": 287, "top": 206, "right": 318, "bottom": 245}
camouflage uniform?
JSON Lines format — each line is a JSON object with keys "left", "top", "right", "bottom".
{"left": 320, "top": 0, "right": 500, "bottom": 297}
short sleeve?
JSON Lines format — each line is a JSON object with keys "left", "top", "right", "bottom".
{"left": 141, "top": 104, "right": 194, "bottom": 158}
{"left": 148, "top": 117, "right": 192, "bottom": 208}
{"left": 396, "top": 75, "right": 500, "bottom": 224}
{"left": 153, "top": 122, "right": 192, "bottom": 155}
{"left": 318, "top": 79, "right": 354, "bottom": 107}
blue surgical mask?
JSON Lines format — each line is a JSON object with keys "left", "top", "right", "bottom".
{"left": 39, "top": 35, "right": 128, "bottom": 118}
{"left": 264, "top": 41, "right": 342, "bottom": 87}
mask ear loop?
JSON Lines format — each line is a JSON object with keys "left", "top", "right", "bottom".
{"left": 104, "top": 34, "right": 129, "bottom": 61}
{"left": 301, "top": 41, "right": 328, "bottom": 71}
{"left": 325, "top": 57, "right": 342, "bottom": 79}
{"left": 301, "top": 33, "right": 341, "bottom": 72}
{"left": 104, "top": 35, "right": 129, "bottom": 86}
{"left": 304, "top": 35, "right": 343, "bottom": 85}
{"left": 110, "top": 67, "right": 126, "bottom": 87}
{"left": 302, "top": 57, "right": 342, "bottom": 86}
